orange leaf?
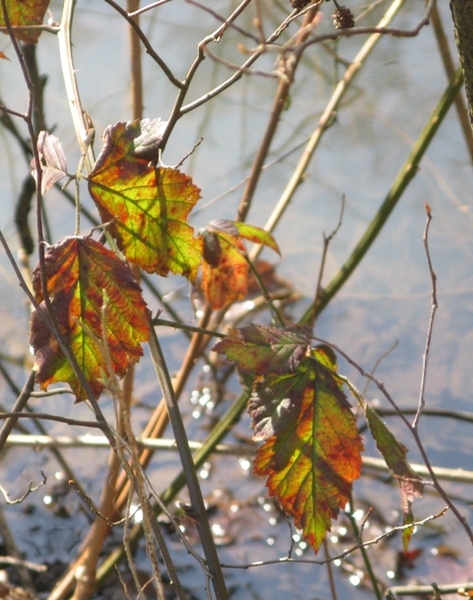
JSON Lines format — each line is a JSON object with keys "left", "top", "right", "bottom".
{"left": 214, "top": 325, "right": 363, "bottom": 552}
{"left": 0, "top": 0, "right": 50, "bottom": 44}
{"left": 200, "top": 227, "right": 248, "bottom": 310}
{"left": 29, "top": 236, "right": 150, "bottom": 401}
{"left": 199, "top": 220, "right": 279, "bottom": 310}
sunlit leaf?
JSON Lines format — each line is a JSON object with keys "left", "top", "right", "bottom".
{"left": 0, "top": 0, "right": 50, "bottom": 43}
{"left": 199, "top": 220, "right": 280, "bottom": 310}
{"left": 29, "top": 236, "right": 150, "bottom": 401}
{"left": 88, "top": 120, "right": 202, "bottom": 279}
{"left": 231, "top": 221, "right": 280, "bottom": 255}
{"left": 214, "top": 325, "right": 363, "bottom": 553}
{"left": 31, "top": 131, "right": 67, "bottom": 194}
{"left": 365, "top": 405, "right": 424, "bottom": 515}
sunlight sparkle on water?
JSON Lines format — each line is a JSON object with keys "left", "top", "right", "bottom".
{"left": 238, "top": 457, "right": 251, "bottom": 473}
{"left": 211, "top": 523, "right": 226, "bottom": 537}
{"left": 353, "top": 508, "right": 364, "bottom": 521}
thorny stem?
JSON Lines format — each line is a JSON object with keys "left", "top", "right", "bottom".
{"left": 58, "top": 0, "right": 95, "bottom": 173}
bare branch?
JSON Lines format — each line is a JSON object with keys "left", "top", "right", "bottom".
{"left": 0, "top": 471, "right": 47, "bottom": 505}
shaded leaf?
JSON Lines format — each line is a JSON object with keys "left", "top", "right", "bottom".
{"left": 88, "top": 120, "right": 202, "bottom": 279}
{"left": 132, "top": 117, "right": 167, "bottom": 160}
{"left": 29, "top": 236, "right": 150, "bottom": 401}
{"left": 214, "top": 325, "right": 363, "bottom": 553}
{"left": 213, "top": 323, "right": 311, "bottom": 375}
{"left": 0, "top": 0, "right": 50, "bottom": 43}
{"left": 199, "top": 220, "right": 279, "bottom": 310}
{"left": 31, "top": 131, "right": 67, "bottom": 194}
{"left": 365, "top": 405, "right": 424, "bottom": 514}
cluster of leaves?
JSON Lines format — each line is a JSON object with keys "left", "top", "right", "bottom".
{"left": 214, "top": 325, "right": 424, "bottom": 553}
{"left": 30, "top": 121, "right": 279, "bottom": 401}
{"left": 5, "top": 0, "right": 425, "bottom": 558}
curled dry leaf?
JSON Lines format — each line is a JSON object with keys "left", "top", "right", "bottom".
{"left": 31, "top": 131, "right": 67, "bottom": 194}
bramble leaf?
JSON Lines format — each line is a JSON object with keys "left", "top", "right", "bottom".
{"left": 214, "top": 325, "right": 363, "bottom": 553}
{"left": 88, "top": 120, "right": 202, "bottom": 279}
{"left": 29, "top": 236, "right": 150, "bottom": 402}
{"left": 365, "top": 405, "right": 424, "bottom": 516}
{"left": 213, "top": 323, "right": 311, "bottom": 375}
{"left": 0, "top": 0, "right": 50, "bottom": 43}
{"left": 31, "top": 131, "right": 67, "bottom": 194}
{"left": 199, "top": 220, "right": 280, "bottom": 310}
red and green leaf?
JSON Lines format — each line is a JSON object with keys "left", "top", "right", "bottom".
{"left": 214, "top": 325, "right": 363, "bottom": 553}
{"left": 29, "top": 236, "right": 150, "bottom": 401}
{"left": 88, "top": 120, "right": 202, "bottom": 280}
{"left": 199, "top": 220, "right": 280, "bottom": 310}
{"left": 0, "top": 0, "right": 50, "bottom": 43}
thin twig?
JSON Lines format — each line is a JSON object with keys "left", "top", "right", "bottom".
{"left": 412, "top": 204, "right": 437, "bottom": 429}
{"left": 0, "top": 370, "right": 36, "bottom": 451}
{"left": 220, "top": 508, "right": 448, "bottom": 570}
{"left": 103, "top": 0, "right": 183, "bottom": 89}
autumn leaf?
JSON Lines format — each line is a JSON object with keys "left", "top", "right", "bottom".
{"left": 214, "top": 325, "right": 363, "bottom": 553}
{"left": 365, "top": 405, "right": 424, "bottom": 517}
{"left": 0, "top": 0, "right": 50, "bottom": 43}
{"left": 31, "top": 131, "right": 67, "bottom": 194}
{"left": 29, "top": 236, "right": 150, "bottom": 401}
{"left": 88, "top": 120, "right": 202, "bottom": 279}
{"left": 199, "top": 220, "right": 280, "bottom": 310}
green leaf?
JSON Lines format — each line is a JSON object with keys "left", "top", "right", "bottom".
{"left": 29, "top": 236, "right": 150, "bottom": 401}
{"left": 88, "top": 120, "right": 203, "bottom": 280}
{"left": 213, "top": 323, "right": 311, "bottom": 375}
{"left": 231, "top": 221, "right": 280, "bottom": 255}
{"left": 365, "top": 405, "right": 424, "bottom": 514}
{"left": 0, "top": 0, "right": 50, "bottom": 43}
{"left": 214, "top": 325, "right": 363, "bottom": 553}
